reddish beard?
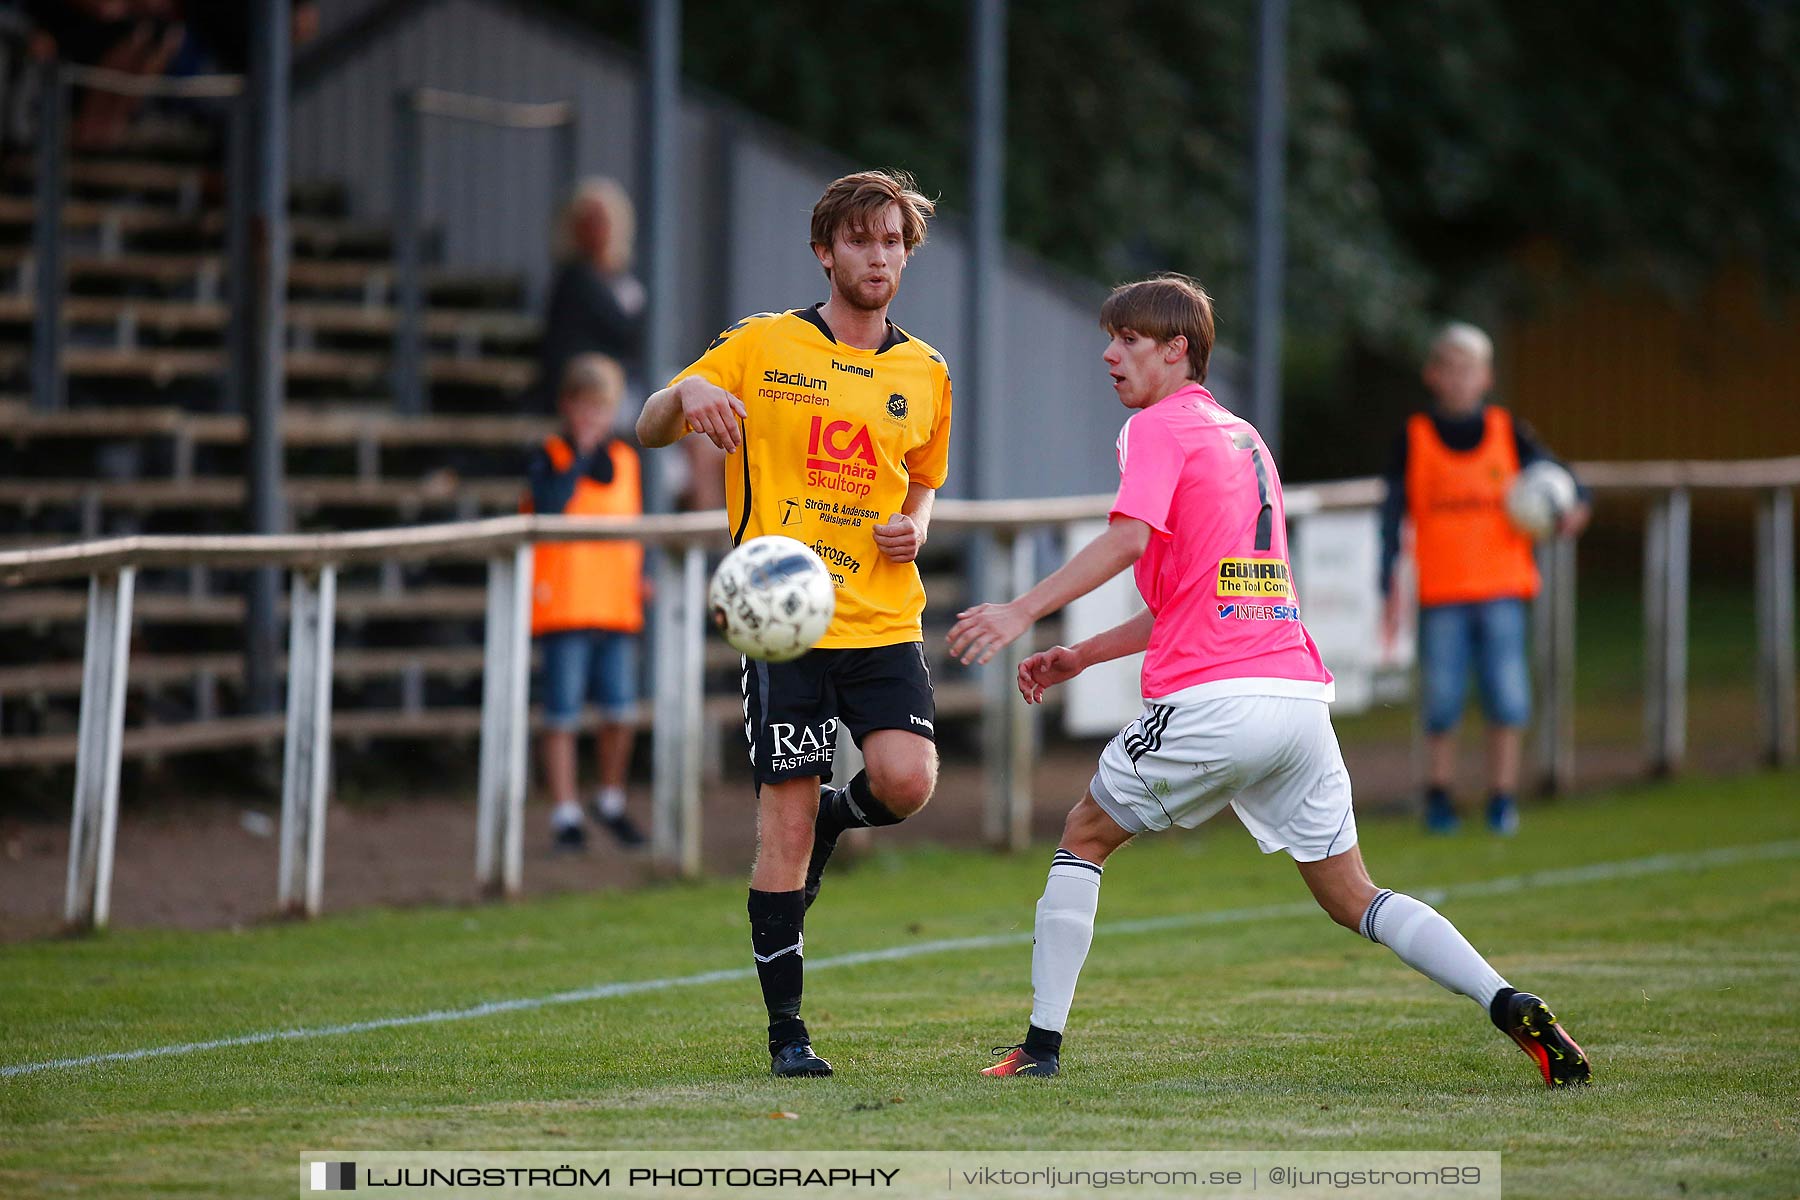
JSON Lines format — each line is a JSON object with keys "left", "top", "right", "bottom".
{"left": 831, "top": 261, "right": 897, "bottom": 312}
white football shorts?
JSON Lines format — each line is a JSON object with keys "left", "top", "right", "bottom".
{"left": 1089, "top": 694, "right": 1356, "bottom": 862}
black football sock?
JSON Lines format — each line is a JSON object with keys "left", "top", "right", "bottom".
{"left": 1023, "top": 1024, "right": 1063, "bottom": 1060}
{"left": 814, "top": 783, "right": 849, "bottom": 843}
{"left": 806, "top": 786, "right": 844, "bottom": 912}
{"left": 1488, "top": 986, "right": 1520, "bottom": 1031}
{"left": 823, "top": 770, "right": 905, "bottom": 831}
{"left": 748, "top": 888, "right": 808, "bottom": 1051}
{"left": 807, "top": 774, "right": 907, "bottom": 912}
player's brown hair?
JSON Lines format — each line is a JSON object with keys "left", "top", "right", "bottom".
{"left": 1100, "top": 274, "right": 1216, "bottom": 383}
{"left": 809, "top": 170, "right": 935, "bottom": 270}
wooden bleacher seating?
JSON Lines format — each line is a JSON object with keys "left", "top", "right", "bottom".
{"left": 0, "top": 247, "right": 525, "bottom": 306}
{"left": 0, "top": 346, "right": 535, "bottom": 392}
{"left": 0, "top": 196, "right": 396, "bottom": 258}
{"left": 0, "top": 138, "right": 1018, "bottom": 774}
{"left": 0, "top": 297, "right": 539, "bottom": 347}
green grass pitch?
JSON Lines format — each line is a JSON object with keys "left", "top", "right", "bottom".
{"left": 4, "top": 770, "right": 1798, "bottom": 1198}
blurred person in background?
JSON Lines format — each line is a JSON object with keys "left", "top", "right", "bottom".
{"left": 523, "top": 354, "right": 648, "bottom": 851}
{"left": 169, "top": 2, "right": 320, "bottom": 73}
{"left": 1379, "top": 323, "right": 1590, "bottom": 836}
{"left": 537, "top": 178, "right": 646, "bottom": 402}
{"left": 24, "top": 0, "right": 183, "bottom": 148}
{"left": 535, "top": 177, "right": 723, "bottom": 510}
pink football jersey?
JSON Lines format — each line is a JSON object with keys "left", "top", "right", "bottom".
{"left": 1109, "top": 383, "right": 1334, "bottom": 702}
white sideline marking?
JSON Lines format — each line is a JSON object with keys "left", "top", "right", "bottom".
{"left": 6, "top": 838, "right": 1798, "bottom": 1080}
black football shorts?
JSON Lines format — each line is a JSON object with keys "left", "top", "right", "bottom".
{"left": 741, "top": 642, "right": 936, "bottom": 788}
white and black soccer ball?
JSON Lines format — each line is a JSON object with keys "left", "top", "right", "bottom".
{"left": 1505, "top": 460, "right": 1579, "bottom": 540}
{"left": 708, "top": 536, "right": 836, "bottom": 662}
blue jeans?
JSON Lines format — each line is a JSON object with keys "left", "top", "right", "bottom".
{"left": 538, "top": 629, "right": 640, "bottom": 729}
{"left": 1418, "top": 598, "right": 1531, "bottom": 734}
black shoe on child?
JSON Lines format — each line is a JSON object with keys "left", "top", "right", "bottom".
{"left": 595, "top": 812, "right": 648, "bottom": 849}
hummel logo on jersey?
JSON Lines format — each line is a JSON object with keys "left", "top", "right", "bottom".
{"left": 831, "top": 359, "right": 874, "bottom": 378}
{"left": 910, "top": 714, "right": 934, "bottom": 732}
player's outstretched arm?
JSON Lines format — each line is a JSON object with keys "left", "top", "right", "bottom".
{"left": 948, "top": 516, "right": 1151, "bottom": 666}
{"left": 637, "top": 377, "right": 747, "bottom": 451}
{"left": 1017, "top": 607, "right": 1153, "bottom": 704}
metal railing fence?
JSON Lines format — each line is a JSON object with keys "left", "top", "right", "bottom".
{"left": 29, "top": 64, "right": 250, "bottom": 414}
{"left": 390, "top": 87, "right": 578, "bottom": 415}
{"left": 1, "top": 464, "right": 1794, "bottom": 933}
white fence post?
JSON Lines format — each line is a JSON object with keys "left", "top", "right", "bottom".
{"left": 278, "top": 565, "right": 337, "bottom": 917}
{"left": 1644, "top": 487, "right": 1690, "bottom": 776}
{"left": 980, "top": 531, "right": 1037, "bottom": 851}
{"left": 1533, "top": 535, "right": 1577, "bottom": 794}
{"left": 650, "top": 548, "right": 680, "bottom": 870}
{"left": 1756, "top": 486, "right": 1797, "bottom": 766}
{"left": 677, "top": 545, "right": 706, "bottom": 874}
{"left": 475, "top": 542, "right": 532, "bottom": 897}
{"left": 651, "top": 544, "right": 706, "bottom": 877}
{"left": 63, "top": 568, "right": 135, "bottom": 932}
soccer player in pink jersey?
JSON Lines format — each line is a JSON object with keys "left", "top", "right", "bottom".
{"left": 947, "top": 275, "right": 1590, "bottom": 1087}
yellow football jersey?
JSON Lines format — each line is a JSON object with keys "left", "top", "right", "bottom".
{"left": 673, "top": 305, "right": 953, "bottom": 648}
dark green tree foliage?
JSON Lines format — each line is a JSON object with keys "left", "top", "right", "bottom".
{"left": 1341, "top": 0, "right": 1800, "bottom": 305}
{"left": 547, "top": 0, "right": 1794, "bottom": 329}
{"left": 547, "top": 0, "right": 1424, "bottom": 341}
{"left": 544, "top": 0, "right": 1796, "bottom": 472}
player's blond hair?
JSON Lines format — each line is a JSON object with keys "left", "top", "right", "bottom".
{"left": 809, "top": 169, "right": 935, "bottom": 271}
{"left": 559, "top": 353, "right": 624, "bottom": 408}
{"left": 1429, "top": 322, "right": 1493, "bottom": 364}
{"left": 559, "top": 177, "right": 635, "bottom": 274}
{"left": 1100, "top": 274, "right": 1217, "bottom": 383}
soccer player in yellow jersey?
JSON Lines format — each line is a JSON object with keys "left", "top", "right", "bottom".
{"left": 637, "top": 170, "right": 952, "bottom": 1077}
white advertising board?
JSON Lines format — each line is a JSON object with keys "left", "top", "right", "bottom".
{"left": 1060, "top": 520, "right": 1148, "bottom": 737}
{"left": 1291, "top": 509, "right": 1414, "bottom": 714}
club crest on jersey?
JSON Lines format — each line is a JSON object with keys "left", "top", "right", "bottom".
{"left": 886, "top": 393, "right": 908, "bottom": 422}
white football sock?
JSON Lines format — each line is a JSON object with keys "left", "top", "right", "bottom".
{"left": 551, "top": 799, "right": 583, "bottom": 830}
{"left": 1360, "top": 889, "right": 1509, "bottom": 1008}
{"left": 595, "top": 785, "right": 627, "bottom": 819}
{"left": 1028, "top": 850, "right": 1104, "bottom": 1034}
